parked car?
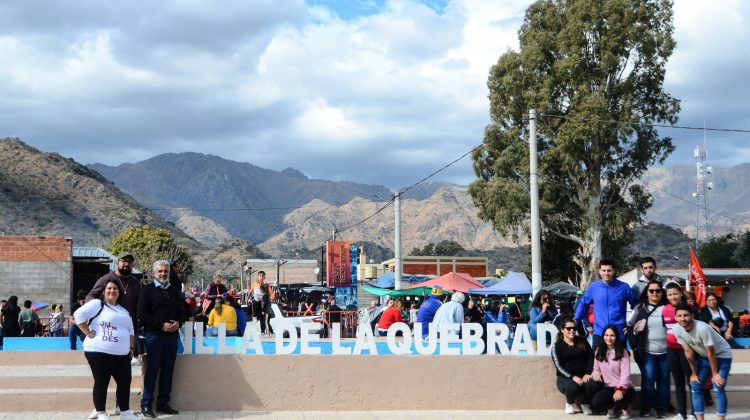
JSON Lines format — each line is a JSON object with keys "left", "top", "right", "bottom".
{"left": 269, "top": 303, "right": 324, "bottom": 337}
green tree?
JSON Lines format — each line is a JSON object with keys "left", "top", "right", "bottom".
{"left": 109, "top": 225, "right": 194, "bottom": 275}
{"left": 433, "top": 240, "right": 466, "bottom": 256}
{"left": 697, "top": 233, "right": 737, "bottom": 268}
{"left": 731, "top": 231, "right": 750, "bottom": 267}
{"left": 469, "top": 0, "right": 680, "bottom": 287}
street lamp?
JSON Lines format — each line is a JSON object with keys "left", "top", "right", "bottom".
{"left": 276, "top": 252, "right": 301, "bottom": 285}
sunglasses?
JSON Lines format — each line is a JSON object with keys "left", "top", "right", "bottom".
{"left": 648, "top": 289, "right": 662, "bottom": 294}
{"left": 562, "top": 326, "right": 576, "bottom": 331}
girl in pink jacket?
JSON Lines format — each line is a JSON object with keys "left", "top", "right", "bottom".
{"left": 586, "top": 325, "right": 635, "bottom": 419}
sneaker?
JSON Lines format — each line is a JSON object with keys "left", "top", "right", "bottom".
{"left": 130, "top": 357, "right": 142, "bottom": 366}
{"left": 565, "top": 403, "right": 576, "bottom": 414}
{"left": 656, "top": 409, "right": 666, "bottom": 418}
{"left": 607, "top": 409, "right": 618, "bottom": 419}
{"left": 641, "top": 409, "right": 653, "bottom": 417}
{"left": 119, "top": 410, "right": 140, "bottom": 420}
{"left": 671, "top": 415, "right": 685, "bottom": 420}
{"left": 686, "top": 416, "right": 697, "bottom": 420}
{"left": 619, "top": 409, "right": 632, "bottom": 420}
{"left": 581, "top": 404, "right": 593, "bottom": 415}
{"left": 113, "top": 403, "right": 120, "bottom": 416}
{"left": 89, "top": 409, "right": 99, "bottom": 419}
{"left": 96, "top": 414, "right": 110, "bottom": 420}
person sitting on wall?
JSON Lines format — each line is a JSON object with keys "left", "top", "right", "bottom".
{"left": 377, "top": 298, "right": 404, "bottom": 337}
{"left": 416, "top": 287, "right": 444, "bottom": 339}
{"left": 206, "top": 296, "right": 238, "bottom": 337}
{"left": 551, "top": 317, "right": 595, "bottom": 415}
{"left": 586, "top": 325, "right": 635, "bottom": 419}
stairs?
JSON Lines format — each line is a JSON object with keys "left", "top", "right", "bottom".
{"left": 0, "top": 351, "right": 142, "bottom": 412}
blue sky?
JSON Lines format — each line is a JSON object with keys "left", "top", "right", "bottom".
{"left": 0, "top": 0, "right": 748, "bottom": 190}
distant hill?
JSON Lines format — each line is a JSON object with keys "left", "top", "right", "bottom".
{"left": 0, "top": 138, "right": 200, "bottom": 247}
{"left": 89, "top": 153, "right": 392, "bottom": 245}
{"left": 258, "top": 186, "right": 520, "bottom": 257}
{"left": 644, "top": 164, "right": 750, "bottom": 235}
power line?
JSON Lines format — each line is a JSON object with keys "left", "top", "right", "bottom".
{"left": 539, "top": 113, "right": 750, "bottom": 134}
{"left": 148, "top": 197, "right": 379, "bottom": 212}
{"left": 399, "top": 144, "right": 482, "bottom": 195}
{"left": 642, "top": 180, "right": 750, "bottom": 226}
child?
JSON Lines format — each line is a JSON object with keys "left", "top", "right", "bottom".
{"left": 49, "top": 304, "right": 65, "bottom": 337}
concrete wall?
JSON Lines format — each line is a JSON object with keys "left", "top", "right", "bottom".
{"left": 0, "top": 236, "right": 72, "bottom": 308}
{"left": 170, "top": 355, "right": 560, "bottom": 411}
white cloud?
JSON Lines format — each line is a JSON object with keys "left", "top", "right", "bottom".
{"left": 0, "top": 0, "right": 748, "bottom": 189}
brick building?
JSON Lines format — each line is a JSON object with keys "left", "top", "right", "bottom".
{"left": 382, "top": 255, "right": 488, "bottom": 278}
{"left": 0, "top": 236, "right": 73, "bottom": 308}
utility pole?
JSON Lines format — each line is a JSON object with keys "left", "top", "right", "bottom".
{"left": 529, "top": 109, "right": 542, "bottom": 296}
{"left": 394, "top": 191, "right": 403, "bottom": 290}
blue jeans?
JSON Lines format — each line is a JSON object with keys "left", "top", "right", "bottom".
{"left": 69, "top": 324, "right": 85, "bottom": 350}
{"left": 141, "top": 333, "right": 179, "bottom": 408}
{"left": 690, "top": 356, "right": 731, "bottom": 417}
{"left": 641, "top": 352, "right": 670, "bottom": 410}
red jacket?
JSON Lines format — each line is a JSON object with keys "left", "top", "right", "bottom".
{"left": 378, "top": 307, "right": 403, "bottom": 331}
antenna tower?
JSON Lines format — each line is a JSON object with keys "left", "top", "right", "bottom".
{"left": 693, "top": 144, "right": 712, "bottom": 245}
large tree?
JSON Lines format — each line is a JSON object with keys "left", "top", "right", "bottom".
{"left": 470, "top": 0, "right": 680, "bottom": 287}
{"left": 109, "top": 225, "right": 194, "bottom": 276}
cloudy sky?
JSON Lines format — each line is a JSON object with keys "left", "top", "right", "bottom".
{"left": 1, "top": 0, "right": 749, "bottom": 190}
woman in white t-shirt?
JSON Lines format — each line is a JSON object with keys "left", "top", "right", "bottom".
{"left": 74, "top": 280, "right": 137, "bottom": 420}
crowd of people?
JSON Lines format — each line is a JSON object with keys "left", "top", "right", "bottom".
{"left": 1, "top": 254, "right": 749, "bottom": 419}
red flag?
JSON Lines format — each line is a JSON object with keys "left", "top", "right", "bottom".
{"left": 689, "top": 248, "right": 707, "bottom": 308}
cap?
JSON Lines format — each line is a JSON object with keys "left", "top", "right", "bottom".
{"left": 117, "top": 253, "right": 135, "bottom": 262}
{"left": 431, "top": 286, "right": 444, "bottom": 296}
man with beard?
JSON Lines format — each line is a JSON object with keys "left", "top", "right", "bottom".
{"left": 87, "top": 253, "right": 142, "bottom": 364}
{"left": 631, "top": 256, "right": 664, "bottom": 298}
{"left": 138, "top": 260, "right": 184, "bottom": 418}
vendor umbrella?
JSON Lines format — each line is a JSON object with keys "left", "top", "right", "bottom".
{"left": 31, "top": 301, "right": 49, "bottom": 311}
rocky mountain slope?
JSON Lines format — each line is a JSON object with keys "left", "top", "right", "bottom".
{"left": 89, "top": 153, "right": 392, "bottom": 244}
{"left": 0, "top": 138, "right": 197, "bottom": 247}
{"left": 258, "top": 186, "right": 520, "bottom": 257}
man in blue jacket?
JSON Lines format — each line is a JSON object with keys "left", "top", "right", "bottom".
{"left": 417, "top": 286, "right": 445, "bottom": 338}
{"left": 573, "top": 259, "right": 638, "bottom": 347}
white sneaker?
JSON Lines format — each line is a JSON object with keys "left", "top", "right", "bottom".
{"left": 130, "top": 357, "right": 142, "bottom": 366}
{"left": 686, "top": 416, "right": 697, "bottom": 420}
{"left": 119, "top": 410, "right": 140, "bottom": 420}
{"left": 565, "top": 403, "right": 576, "bottom": 414}
{"left": 96, "top": 413, "right": 110, "bottom": 420}
{"left": 89, "top": 409, "right": 99, "bottom": 419}
{"left": 113, "top": 403, "right": 120, "bottom": 415}
{"left": 581, "top": 404, "right": 593, "bottom": 415}
{"left": 671, "top": 415, "right": 685, "bottom": 420}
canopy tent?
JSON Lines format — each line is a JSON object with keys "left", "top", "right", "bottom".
{"left": 366, "top": 272, "right": 433, "bottom": 288}
{"left": 468, "top": 271, "right": 532, "bottom": 295}
{"left": 362, "top": 285, "right": 451, "bottom": 297}
{"left": 545, "top": 281, "right": 582, "bottom": 300}
{"left": 477, "top": 277, "right": 501, "bottom": 287}
{"left": 405, "top": 272, "right": 485, "bottom": 294}
{"left": 301, "top": 286, "right": 335, "bottom": 293}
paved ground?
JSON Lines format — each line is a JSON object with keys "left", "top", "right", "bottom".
{"left": 1, "top": 411, "right": 750, "bottom": 420}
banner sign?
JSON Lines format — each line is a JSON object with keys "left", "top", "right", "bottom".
{"left": 326, "top": 241, "right": 350, "bottom": 287}
{"left": 181, "top": 322, "right": 558, "bottom": 356}
{"left": 689, "top": 248, "right": 707, "bottom": 308}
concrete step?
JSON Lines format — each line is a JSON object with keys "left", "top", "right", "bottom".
{"left": 0, "top": 389, "right": 142, "bottom": 413}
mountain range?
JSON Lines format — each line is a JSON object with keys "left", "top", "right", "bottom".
{"left": 3, "top": 137, "right": 750, "bottom": 277}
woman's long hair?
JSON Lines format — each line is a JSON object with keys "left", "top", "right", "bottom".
{"left": 214, "top": 296, "right": 225, "bottom": 315}
{"left": 595, "top": 325, "right": 628, "bottom": 362}
{"left": 637, "top": 280, "right": 666, "bottom": 308}
{"left": 6, "top": 295, "right": 18, "bottom": 310}
{"left": 531, "top": 290, "right": 555, "bottom": 309}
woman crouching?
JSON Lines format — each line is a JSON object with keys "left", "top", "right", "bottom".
{"left": 551, "top": 317, "right": 595, "bottom": 415}
{"left": 586, "top": 325, "right": 635, "bottom": 419}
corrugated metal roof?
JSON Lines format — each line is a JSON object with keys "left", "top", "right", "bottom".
{"left": 73, "top": 247, "right": 116, "bottom": 259}
{"left": 660, "top": 268, "right": 750, "bottom": 278}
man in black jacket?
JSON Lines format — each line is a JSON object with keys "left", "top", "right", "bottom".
{"left": 137, "top": 259, "right": 184, "bottom": 418}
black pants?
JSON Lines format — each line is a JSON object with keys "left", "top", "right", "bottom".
{"left": 557, "top": 376, "right": 593, "bottom": 404}
{"left": 668, "top": 347, "right": 693, "bottom": 418}
{"left": 84, "top": 352, "right": 131, "bottom": 412}
{"left": 585, "top": 381, "right": 635, "bottom": 412}
{"left": 251, "top": 300, "right": 267, "bottom": 333}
